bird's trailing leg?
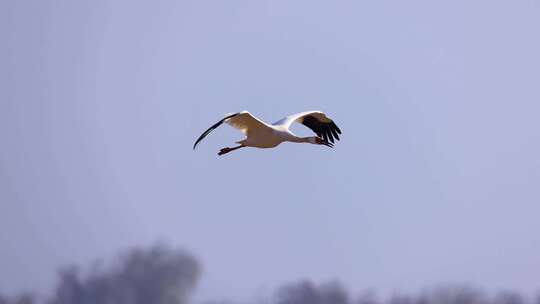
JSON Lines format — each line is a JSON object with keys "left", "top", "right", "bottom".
{"left": 218, "top": 145, "right": 244, "bottom": 156}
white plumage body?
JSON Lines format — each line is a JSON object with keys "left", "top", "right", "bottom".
{"left": 226, "top": 112, "right": 284, "bottom": 148}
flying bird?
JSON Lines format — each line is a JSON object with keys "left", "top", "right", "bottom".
{"left": 193, "top": 111, "right": 342, "bottom": 155}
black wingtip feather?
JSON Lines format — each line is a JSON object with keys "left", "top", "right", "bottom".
{"left": 301, "top": 114, "right": 342, "bottom": 144}
{"left": 331, "top": 122, "right": 342, "bottom": 134}
{"left": 322, "top": 132, "right": 328, "bottom": 142}
{"left": 193, "top": 112, "right": 240, "bottom": 150}
{"left": 330, "top": 128, "right": 340, "bottom": 141}
{"left": 327, "top": 130, "right": 335, "bottom": 143}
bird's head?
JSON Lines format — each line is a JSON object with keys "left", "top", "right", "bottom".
{"left": 311, "top": 136, "right": 334, "bottom": 148}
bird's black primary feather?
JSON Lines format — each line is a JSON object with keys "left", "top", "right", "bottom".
{"left": 301, "top": 115, "right": 342, "bottom": 144}
{"left": 193, "top": 113, "right": 240, "bottom": 149}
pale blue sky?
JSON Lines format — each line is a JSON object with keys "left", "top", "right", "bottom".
{"left": 1, "top": 0, "right": 540, "bottom": 302}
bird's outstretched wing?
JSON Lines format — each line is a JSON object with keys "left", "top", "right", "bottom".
{"left": 273, "top": 111, "right": 342, "bottom": 143}
{"left": 193, "top": 111, "right": 270, "bottom": 149}
{"left": 224, "top": 111, "right": 271, "bottom": 136}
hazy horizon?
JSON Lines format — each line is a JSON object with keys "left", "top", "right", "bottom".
{"left": 2, "top": 243, "right": 540, "bottom": 304}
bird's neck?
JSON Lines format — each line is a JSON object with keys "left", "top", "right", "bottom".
{"left": 288, "top": 135, "right": 313, "bottom": 143}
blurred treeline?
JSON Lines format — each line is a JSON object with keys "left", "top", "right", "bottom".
{"left": 1, "top": 244, "right": 538, "bottom": 304}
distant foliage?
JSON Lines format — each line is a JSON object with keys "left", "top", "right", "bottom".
{"left": 211, "top": 283, "right": 539, "bottom": 304}
{"left": 0, "top": 244, "right": 199, "bottom": 304}
{"left": 46, "top": 244, "right": 200, "bottom": 304}
{"left": 275, "top": 280, "right": 349, "bottom": 304}
{"left": 1, "top": 246, "right": 539, "bottom": 304}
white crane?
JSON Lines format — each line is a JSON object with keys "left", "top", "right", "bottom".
{"left": 193, "top": 111, "right": 342, "bottom": 155}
